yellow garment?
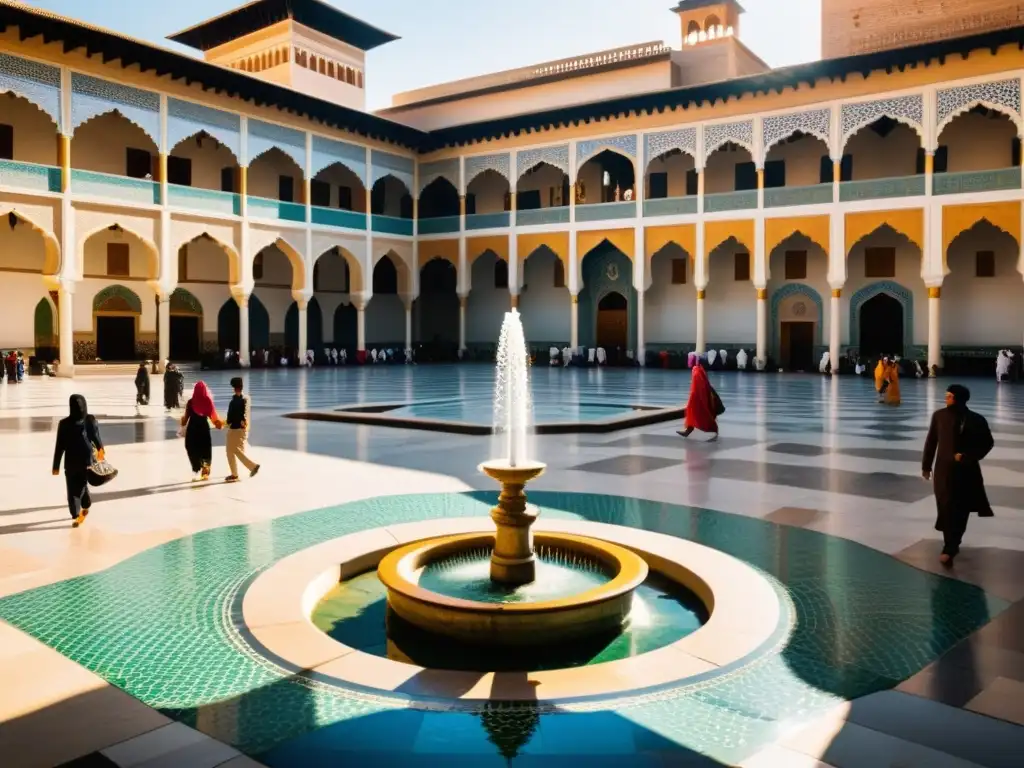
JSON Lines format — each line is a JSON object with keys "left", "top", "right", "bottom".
{"left": 885, "top": 367, "right": 901, "bottom": 405}
{"left": 874, "top": 361, "right": 885, "bottom": 392}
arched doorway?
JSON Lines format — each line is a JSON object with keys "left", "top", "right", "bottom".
{"left": 859, "top": 293, "right": 904, "bottom": 358}
{"left": 333, "top": 303, "right": 357, "bottom": 352}
{"left": 168, "top": 288, "right": 203, "bottom": 361}
{"left": 33, "top": 298, "right": 57, "bottom": 360}
{"left": 417, "top": 257, "right": 459, "bottom": 358}
{"left": 217, "top": 295, "right": 270, "bottom": 352}
{"left": 285, "top": 297, "right": 324, "bottom": 352}
{"left": 93, "top": 285, "right": 141, "bottom": 361}
{"left": 597, "top": 292, "right": 628, "bottom": 349}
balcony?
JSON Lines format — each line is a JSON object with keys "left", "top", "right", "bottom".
{"left": 372, "top": 215, "right": 414, "bottom": 236}
{"left": 643, "top": 196, "right": 697, "bottom": 217}
{"left": 839, "top": 175, "right": 925, "bottom": 202}
{"left": 70, "top": 170, "right": 159, "bottom": 205}
{"left": 0, "top": 160, "right": 61, "bottom": 194}
{"left": 417, "top": 216, "right": 461, "bottom": 235}
{"left": 516, "top": 207, "right": 569, "bottom": 226}
{"left": 703, "top": 190, "right": 757, "bottom": 213}
{"left": 167, "top": 185, "right": 240, "bottom": 216}
{"left": 764, "top": 184, "right": 833, "bottom": 209}
{"left": 311, "top": 206, "right": 366, "bottom": 230}
{"left": 575, "top": 201, "right": 637, "bottom": 222}
{"left": 248, "top": 196, "right": 306, "bottom": 222}
{"left": 933, "top": 167, "right": 1022, "bottom": 196}
{"left": 465, "top": 212, "right": 510, "bottom": 230}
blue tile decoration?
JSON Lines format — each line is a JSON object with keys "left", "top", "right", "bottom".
{"left": 167, "top": 98, "right": 241, "bottom": 160}
{"left": 248, "top": 119, "right": 306, "bottom": 169}
{"left": 0, "top": 489, "right": 1004, "bottom": 765}
{"left": 464, "top": 153, "right": 511, "bottom": 187}
{"left": 417, "top": 158, "right": 460, "bottom": 195}
{"left": 0, "top": 52, "right": 62, "bottom": 130}
{"left": 71, "top": 73, "right": 160, "bottom": 143}
{"left": 310, "top": 135, "right": 366, "bottom": 183}
{"left": 936, "top": 78, "right": 1022, "bottom": 137}
{"left": 849, "top": 280, "right": 914, "bottom": 351}
{"left": 841, "top": 94, "right": 924, "bottom": 147}
{"left": 516, "top": 145, "right": 570, "bottom": 180}
{"left": 576, "top": 134, "right": 638, "bottom": 168}
{"left": 770, "top": 283, "right": 824, "bottom": 357}
{"left": 370, "top": 149, "right": 414, "bottom": 191}
{"left": 644, "top": 128, "right": 697, "bottom": 169}
{"left": 704, "top": 120, "right": 754, "bottom": 163}
{"left": 762, "top": 108, "right": 831, "bottom": 160}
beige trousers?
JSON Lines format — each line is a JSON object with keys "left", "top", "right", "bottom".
{"left": 225, "top": 429, "right": 256, "bottom": 476}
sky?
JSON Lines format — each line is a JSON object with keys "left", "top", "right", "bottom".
{"left": 25, "top": 0, "right": 822, "bottom": 110}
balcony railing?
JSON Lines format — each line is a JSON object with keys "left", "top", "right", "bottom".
{"left": 418, "top": 216, "right": 461, "bottom": 235}
{"left": 372, "top": 215, "right": 414, "bottom": 236}
{"left": 933, "top": 167, "right": 1022, "bottom": 196}
{"left": 248, "top": 196, "right": 306, "bottom": 222}
{"left": 643, "top": 196, "right": 697, "bottom": 217}
{"left": 703, "top": 190, "right": 757, "bottom": 213}
{"left": 167, "top": 184, "right": 240, "bottom": 216}
{"left": 465, "top": 212, "right": 510, "bottom": 230}
{"left": 764, "top": 184, "right": 833, "bottom": 208}
{"left": 839, "top": 175, "right": 925, "bottom": 202}
{"left": 311, "top": 206, "right": 366, "bottom": 230}
{"left": 575, "top": 201, "right": 637, "bottom": 222}
{"left": 516, "top": 207, "right": 570, "bottom": 226}
{"left": 70, "top": 169, "right": 159, "bottom": 205}
{"left": 0, "top": 160, "right": 61, "bottom": 194}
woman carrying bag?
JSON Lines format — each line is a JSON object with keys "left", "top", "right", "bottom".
{"left": 52, "top": 394, "right": 113, "bottom": 528}
{"left": 180, "top": 381, "right": 222, "bottom": 481}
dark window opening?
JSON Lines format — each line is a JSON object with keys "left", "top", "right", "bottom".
{"left": 0, "top": 124, "right": 13, "bottom": 160}
{"left": 648, "top": 172, "right": 668, "bottom": 199}
{"left": 763, "top": 160, "right": 786, "bottom": 189}
{"left": 865, "top": 247, "right": 896, "bottom": 278}
{"left": 685, "top": 169, "right": 699, "bottom": 196}
{"left": 934, "top": 146, "right": 948, "bottom": 174}
{"left": 310, "top": 179, "right": 331, "bottom": 207}
{"left": 734, "top": 161, "right": 757, "bottom": 191}
{"left": 517, "top": 189, "right": 542, "bottom": 210}
{"left": 734, "top": 253, "right": 750, "bottom": 281}
{"left": 819, "top": 155, "right": 833, "bottom": 185}
{"left": 220, "top": 167, "right": 235, "bottom": 193}
{"left": 253, "top": 253, "right": 264, "bottom": 281}
{"left": 278, "top": 175, "right": 294, "bottom": 202}
{"left": 784, "top": 250, "right": 807, "bottom": 280}
{"left": 373, "top": 257, "right": 398, "bottom": 294}
{"left": 167, "top": 155, "right": 192, "bottom": 186}
{"left": 554, "top": 259, "right": 565, "bottom": 288}
{"left": 125, "top": 148, "right": 152, "bottom": 179}
{"left": 494, "top": 259, "right": 509, "bottom": 289}
{"left": 976, "top": 250, "right": 995, "bottom": 278}
{"left": 338, "top": 186, "right": 353, "bottom": 210}
{"left": 671, "top": 257, "right": 687, "bottom": 284}
{"left": 840, "top": 154, "right": 853, "bottom": 182}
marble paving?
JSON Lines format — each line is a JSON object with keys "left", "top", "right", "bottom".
{"left": 0, "top": 366, "right": 1023, "bottom": 767}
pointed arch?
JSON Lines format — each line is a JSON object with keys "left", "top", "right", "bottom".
{"left": 845, "top": 210, "right": 924, "bottom": 254}
{"left": 315, "top": 245, "right": 363, "bottom": 293}
{"left": 770, "top": 283, "right": 824, "bottom": 357}
{"left": 765, "top": 215, "right": 830, "bottom": 257}
{"left": 71, "top": 108, "right": 160, "bottom": 147}
{"left": 937, "top": 100, "right": 1023, "bottom": 142}
{"left": 374, "top": 249, "right": 411, "bottom": 294}
{"left": 0, "top": 207, "right": 61, "bottom": 275}
{"left": 169, "top": 287, "right": 203, "bottom": 316}
{"left": 849, "top": 281, "right": 914, "bottom": 351}
{"left": 841, "top": 113, "right": 925, "bottom": 154}
{"left": 941, "top": 202, "right": 1021, "bottom": 269}
{"left": 168, "top": 130, "right": 241, "bottom": 165}
{"left": 79, "top": 220, "right": 159, "bottom": 281}
{"left": 250, "top": 234, "right": 306, "bottom": 292}
{"left": 93, "top": 284, "right": 142, "bottom": 313}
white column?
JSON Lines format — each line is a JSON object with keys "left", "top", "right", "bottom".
{"left": 57, "top": 280, "right": 75, "bottom": 378}
{"left": 696, "top": 290, "right": 706, "bottom": 354}
{"left": 297, "top": 299, "right": 308, "bottom": 360}
{"left": 829, "top": 288, "right": 842, "bottom": 371}
{"left": 157, "top": 294, "right": 170, "bottom": 369}
{"left": 236, "top": 294, "right": 250, "bottom": 368}
{"left": 405, "top": 299, "right": 414, "bottom": 352}
{"left": 570, "top": 294, "right": 579, "bottom": 348}
{"left": 356, "top": 301, "right": 366, "bottom": 353}
{"left": 928, "top": 286, "right": 941, "bottom": 374}
{"left": 458, "top": 295, "right": 467, "bottom": 352}
{"left": 755, "top": 288, "right": 767, "bottom": 362}
{"left": 636, "top": 290, "right": 646, "bottom": 366}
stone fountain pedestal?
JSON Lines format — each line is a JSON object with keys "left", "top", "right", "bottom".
{"left": 479, "top": 460, "right": 546, "bottom": 585}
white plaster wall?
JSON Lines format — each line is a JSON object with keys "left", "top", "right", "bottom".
{"left": 466, "top": 252, "right": 507, "bottom": 344}
{"left": 520, "top": 250, "right": 570, "bottom": 344}
{"left": 2, "top": 94, "right": 59, "bottom": 165}
{"left": 466, "top": 170, "right": 510, "bottom": 214}
{"left": 177, "top": 283, "right": 231, "bottom": 336}
{"left": 71, "top": 113, "right": 158, "bottom": 175}
{"left": 252, "top": 286, "right": 293, "bottom": 335}
{"left": 314, "top": 163, "right": 366, "bottom": 210}
{"left": 82, "top": 229, "right": 155, "bottom": 280}
{"left": 0, "top": 271, "right": 49, "bottom": 348}
{"left": 705, "top": 144, "right": 755, "bottom": 194}
{"left": 939, "top": 112, "right": 1018, "bottom": 171}
{"left": 249, "top": 148, "right": 302, "bottom": 200}
{"left": 181, "top": 237, "right": 232, "bottom": 284}
{"left": 646, "top": 245, "right": 697, "bottom": 344}
{"left": 763, "top": 135, "right": 830, "bottom": 187}
{"left": 292, "top": 67, "right": 364, "bottom": 111}
{"left": 844, "top": 123, "right": 919, "bottom": 180}
{"left": 645, "top": 150, "right": 695, "bottom": 198}
{"left": 314, "top": 293, "right": 347, "bottom": 342}
{"left": 517, "top": 163, "right": 567, "bottom": 207}
{"left": 706, "top": 240, "right": 756, "bottom": 342}
{"left": 944, "top": 224, "right": 1024, "bottom": 345}
{"left": 168, "top": 138, "right": 239, "bottom": 191}
{"left": 844, "top": 229, "right": 927, "bottom": 345}
{"left": 254, "top": 245, "right": 295, "bottom": 288}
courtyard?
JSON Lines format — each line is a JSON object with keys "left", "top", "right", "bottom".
{"left": 0, "top": 366, "right": 1022, "bottom": 767}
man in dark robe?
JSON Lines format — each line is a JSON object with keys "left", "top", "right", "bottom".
{"left": 134, "top": 363, "right": 150, "bottom": 411}
{"left": 922, "top": 384, "right": 994, "bottom": 566}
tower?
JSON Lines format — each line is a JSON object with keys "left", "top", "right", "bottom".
{"left": 671, "top": 0, "right": 744, "bottom": 48}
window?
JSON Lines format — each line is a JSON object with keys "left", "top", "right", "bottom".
{"left": 1012, "top": 137, "right": 1022, "bottom": 167}
{"left": 840, "top": 154, "right": 853, "bottom": 182}
{"left": 373, "top": 258, "right": 398, "bottom": 293}
{"left": 819, "top": 155, "right": 833, "bottom": 185}
{"left": 338, "top": 186, "right": 353, "bottom": 210}
{"left": 253, "top": 253, "right": 264, "bottom": 281}
{"left": 371, "top": 182, "right": 385, "bottom": 214}
{"left": 310, "top": 179, "right": 331, "bottom": 207}
{"left": 671, "top": 257, "right": 687, "bottom": 285}
{"left": 106, "top": 243, "right": 130, "bottom": 277}
{"left": 784, "top": 250, "right": 807, "bottom": 280}
{"left": 648, "top": 172, "right": 668, "bottom": 199}
{"left": 125, "top": 148, "right": 152, "bottom": 179}
{"left": 864, "top": 247, "right": 896, "bottom": 278}
{"left": 734, "top": 162, "right": 757, "bottom": 191}
{"left": 517, "top": 189, "right": 541, "bottom": 210}
{"left": 554, "top": 259, "right": 565, "bottom": 288}
{"left": 763, "top": 159, "right": 786, "bottom": 189}
{"left": 685, "top": 169, "right": 699, "bottom": 196}
{"left": 734, "top": 252, "right": 750, "bottom": 281}
{"left": 400, "top": 194, "right": 413, "bottom": 219}
{"left": 465, "top": 194, "right": 476, "bottom": 215}
{"left": 934, "top": 146, "right": 949, "bottom": 174}
{"left": 167, "top": 155, "right": 191, "bottom": 186}
{"left": 494, "top": 259, "right": 509, "bottom": 289}
{"left": 177, "top": 246, "right": 188, "bottom": 282}
{"left": 0, "top": 123, "right": 12, "bottom": 160}
{"left": 278, "top": 175, "right": 294, "bottom": 202}
{"left": 220, "top": 167, "right": 235, "bottom": 193}
{"left": 976, "top": 250, "right": 996, "bottom": 278}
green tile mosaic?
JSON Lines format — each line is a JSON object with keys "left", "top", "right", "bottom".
{"left": 0, "top": 492, "right": 1006, "bottom": 766}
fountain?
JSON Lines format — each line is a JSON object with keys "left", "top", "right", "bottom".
{"left": 377, "top": 310, "right": 649, "bottom": 647}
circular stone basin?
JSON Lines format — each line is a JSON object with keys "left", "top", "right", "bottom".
{"left": 377, "top": 532, "right": 649, "bottom": 647}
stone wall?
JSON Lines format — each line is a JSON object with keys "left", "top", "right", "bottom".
{"left": 822, "top": 1, "right": 1024, "bottom": 58}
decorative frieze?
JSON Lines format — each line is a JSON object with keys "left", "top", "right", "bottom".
{"left": 311, "top": 135, "right": 366, "bottom": 183}
{"left": 644, "top": 128, "right": 698, "bottom": 166}
{"left": 464, "top": 153, "right": 511, "bottom": 186}
{"left": 576, "top": 134, "right": 638, "bottom": 167}
{"left": 704, "top": 120, "right": 754, "bottom": 161}
{"left": 0, "top": 53, "right": 62, "bottom": 130}
{"left": 762, "top": 109, "right": 831, "bottom": 156}
{"left": 370, "top": 150, "right": 414, "bottom": 191}
{"left": 247, "top": 119, "right": 305, "bottom": 168}
{"left": 516, "top": 145, "right": 570, "bottom": 179}
{"left": 167, "top": 99, "right": 241, "bottom": 160}
{"left": 840, "top": 94, "right": 924, "bottom": 145}
{"left": 936, "top": 78, "right": 1022, "bottom": 134}
{"left": 71, "top": 74, "right": 160, "bottom": 142}
{"left": 417, "top": 158, "right": 460, "bottom": 195}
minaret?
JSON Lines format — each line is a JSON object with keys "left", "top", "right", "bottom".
{"left": 670, "top": 0, "right": 744, "bottom": 48}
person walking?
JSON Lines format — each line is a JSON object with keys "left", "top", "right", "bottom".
{"left": 181, "top": 381, "right": 221, "bottom": 481}
{"left": 224, "top": 377, "right": 260, "bottom": 483}
{"left": 677, "top": 359, "right": 722, "bottom": 441}
{"left": 163, "top": 362, "right": 184, "bottom": 410}
{"left": 134, "top": 362, "right": 150, "bottom": 413}
{"left": 922, "top": 384, "right": 995, "bottom": 566}
{"left": 52, "top": 394, "right": 104, "bottom": 528}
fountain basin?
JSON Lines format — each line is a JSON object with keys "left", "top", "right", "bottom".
{"left": 377, "top": 532, "right": 648, "bottom": 647}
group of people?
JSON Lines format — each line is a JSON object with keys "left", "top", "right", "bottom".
{"left": 2, "top": 350, "right": 25, "bottom": 383}
{"left": 873, "top": 357, "right": 902, "bottom": 405}
{"left": 178, "top": 378, "right": 260, "bottom": 483}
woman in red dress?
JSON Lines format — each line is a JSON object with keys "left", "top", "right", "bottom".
{"left": 678, "top": 361, "right": 720, "bottom": 441}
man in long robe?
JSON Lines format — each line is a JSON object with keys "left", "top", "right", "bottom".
{"left": 922, "top": 384, "right": 994, "bottom": 566}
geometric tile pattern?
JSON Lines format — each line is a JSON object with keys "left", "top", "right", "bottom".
{"left": 0, "top": 52, "right": 62, "bottom": 130}
{"left": 247, "top": 119, "right": 305, "bottom": 169}
{"left": 762, "top": 108, "right": 831, "bottom": 159}
{"left": 417, "top": 158, "right": 460, "bottom": 195}
{"left": 370, "top": 149, "right": 415, "bottom": 190}
{"left": 166, "top": 98, "right": 242, "bottom": 160}
{"left": 464, "top": 152, "right": 511, "bottom": 186}
{"left": 576, "top": 134, "right": 638, "bottom": 168}
{"left": 310, "top": 135, "right": 367, "bottom": 183}
{"left": 936, "top": 78, "right": 1022, "bottom": 136}
{"left": 840, "top": 94, "right": 924, "bottom": 146}
{"left": 70, "top": 73, "right": 160, "bottom": 143}
{"left": 516, "top": 145, "right": 570, "bottom": 179}
{"left": 644, "top": 128, "right": 698, "bottom": 168}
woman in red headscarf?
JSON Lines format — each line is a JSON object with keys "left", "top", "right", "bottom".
{"left": 180, "top": 381, "right": 222, "bottom": 480}
{"left": 678, "top": 361, "right": 721, "bottom": 441}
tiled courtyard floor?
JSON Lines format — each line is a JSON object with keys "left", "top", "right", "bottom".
{"left": 1, "top": 366, "right": 1023, "bottom": 766}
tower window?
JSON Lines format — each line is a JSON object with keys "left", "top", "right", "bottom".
{"left": 734, "top": 253, "right": 750, "bottom": 282}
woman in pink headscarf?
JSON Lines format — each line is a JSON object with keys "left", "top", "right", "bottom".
{"left": 180, "top": 381, "right": 222, "bottom": 481}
